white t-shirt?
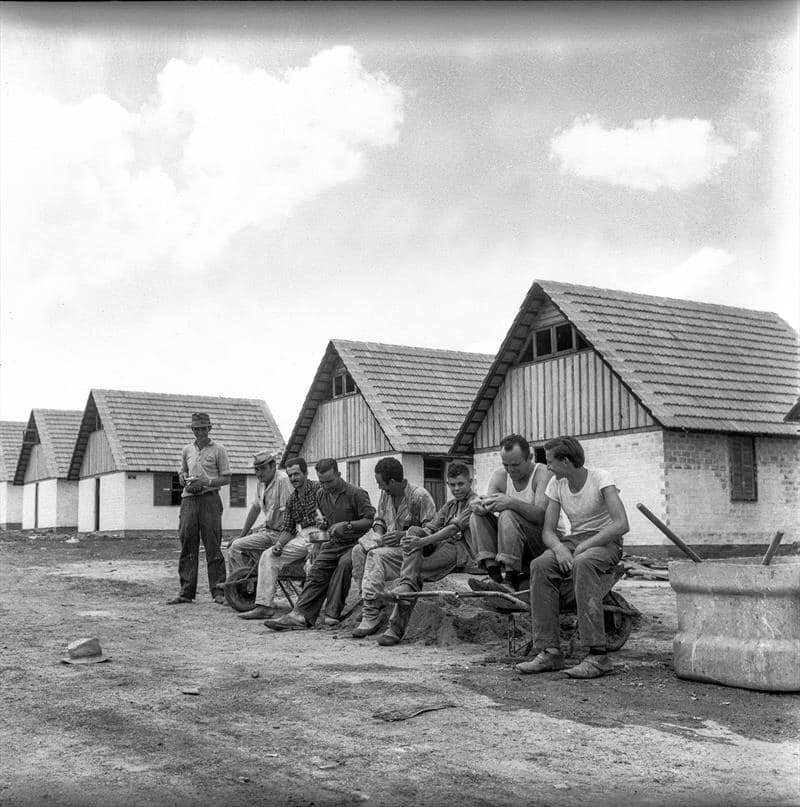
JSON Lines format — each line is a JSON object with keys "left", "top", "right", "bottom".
{"left": 545, "top": 468, "right": 618, "bottom": 535}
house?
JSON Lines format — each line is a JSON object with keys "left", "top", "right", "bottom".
{"left": 0, "top": 421, "right": 26, "bottom": 529}
{"left": 15, "top": 409, "right": 83, "bottom": 532}
{"left": 282, "top": 340, "right": 493, "bottom": 506}
{"left": 67, "top": 390, "right": 285, "bottom": 536}
{"left": 451, "top": 280, "right": 800, "bottom": 556}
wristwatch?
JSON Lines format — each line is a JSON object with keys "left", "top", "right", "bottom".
{"left": 345, "top": 521, "right": 353, "bottom": 534}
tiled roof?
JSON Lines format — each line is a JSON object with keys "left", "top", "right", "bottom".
{"left": 15, "top": 410, "right": 84, "bottom": 483}
{"left": 453, "top": 280, "right": 800, "bottom": 452}
{"left": 67, "top": 390, "right": 285, "bottom": 478}
{"left": 786, "top": 397, "right": 800, "bottom": 422}
{"left": 0, "top": 421, "right": 26, "bottom": 482}
{"left": 283, "top": 340, "right": 494, "bottom": 459}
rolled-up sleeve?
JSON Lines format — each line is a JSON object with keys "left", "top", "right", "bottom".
{"left": 373, "top": 492, "right": 388, "bottom": 531}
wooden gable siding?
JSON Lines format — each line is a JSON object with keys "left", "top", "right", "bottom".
{"left": 474, "top": 349, "right": 654, "bottom": 449}
{"left": 534, "top": 300, "right": 567, "bottom": 329}
{"left": 79, "top": 429, "right": 116, "bottom": 477}
{"left": 23, "top": 444, "right": 49, "bottom": 482}
{"left": 302, "top": 394, "right": 392, "bottom": 462}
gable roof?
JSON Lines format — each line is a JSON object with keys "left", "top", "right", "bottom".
{"left": 67, "top": 389, "right": 285, "bottom": 478}
{"left": 283, "top": 340, "right": 494, "bottom": 460}
{"left": 452, "top": 280, "right": 800, "bottom": 452}
{"left": 0, "top": 421, "right": 26, "bottom": 482}
{"left": 15, "top": 409, "right": 84, "bottom": 483}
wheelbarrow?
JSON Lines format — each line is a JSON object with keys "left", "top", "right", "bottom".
{"left": 390, "top": 563, "right": 638, "bottom": 658}
{"left": 217, "top": 558, "right": 308, "bottom": 612}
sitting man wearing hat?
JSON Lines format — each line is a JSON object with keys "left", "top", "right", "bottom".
{"left": 224, "top": 450, "right": 293, "bottom": 578}
{"left": 167, "top": 412, "right": 232, "bottom": 605}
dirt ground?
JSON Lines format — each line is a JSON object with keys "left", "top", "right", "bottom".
{"left": 0, "top": 530, "right": 798, "bottom": 807}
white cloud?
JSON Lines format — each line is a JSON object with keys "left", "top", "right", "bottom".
{"left": 0, "top": 46, "right": 404, "bottom": 290}
{"left": 550, "top": 115, "right": 739, "bottom": 191}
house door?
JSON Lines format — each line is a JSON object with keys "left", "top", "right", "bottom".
{"left": 423, "top": 457, "right": 447, "bottom": 510}
{"left": 34, "top": 482, "right": 39, "bottom": 529}
{"left": 94, "top": 477, "right": 101, "bottom": 532}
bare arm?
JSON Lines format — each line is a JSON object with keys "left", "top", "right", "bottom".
{"left": 470, "top": 468, "right": 507, "bottom": 515}
{"left": 482, "top": 466, "right": 548, "bottom": 525}
{"left": 238, "top": 503, "right": 262, "bottom": 538}
{"left": 543, "top": 497, "right": 574, "bottom": 573}
{"left": 573, "top": 487, "right": 629, "bottom": 555}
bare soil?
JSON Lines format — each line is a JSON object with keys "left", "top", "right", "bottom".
{"left": 1, "top": 530, "right": 798, "bottom": 807}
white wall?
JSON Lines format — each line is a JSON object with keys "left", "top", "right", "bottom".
{"left": 0, "top": 482, "right": 23, "bottom": 528}
{"left": 78, "top": 473, "right": 127, "bottom": 532}
{"left": 55, "top": 480, "right": 79, "bottom": 529}
{"left": 21, "top": 478, "right": 77, "bottom": 530}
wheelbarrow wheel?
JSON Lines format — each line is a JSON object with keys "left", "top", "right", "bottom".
{"left": 225, "top": 567, "right": 258, "bottom": 612}
{"left": 603, "top": 589, "right": 634, "bottom": 651}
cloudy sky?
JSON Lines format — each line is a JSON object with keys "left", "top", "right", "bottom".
{"left": 1, "top": 2, "right": 797, "bottom": 438}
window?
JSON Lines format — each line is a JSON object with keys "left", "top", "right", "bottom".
{"left": 229, "top": 474, "right": 248, "bottom": 507}
{"left": 729, "top": 436, "right": 757, "bottom": 501}
{"left": 346, "top": 460, "right": 360, "bottom": 487}
{"left": 333, "top": 370, "right": 357, "bottom": 398}
{"left": 153, "top": 473, "right": 182, "bottom": 506}
{"left": 517, "top": 324, "right": 591, "bottom": 364}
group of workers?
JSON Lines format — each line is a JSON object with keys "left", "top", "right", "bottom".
{"left": 168, "top": 411, "right": 630, "bottom": 680}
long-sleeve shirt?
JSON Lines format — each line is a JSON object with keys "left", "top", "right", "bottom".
{"left": 423, "top": 491, "right": 478, "bottom": 566}
{"left": 281, "top": 480, "right": 322, "bottom": 536}
{"left": 374, "top": 481, "right": 436, "bottom": 534}
{"left": 317, "top": 479, "right": 375, "bottom": 544}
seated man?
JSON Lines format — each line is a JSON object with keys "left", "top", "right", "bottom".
{"left": 468, "top": 433, "right": 552, "bottom": 592}
{"left": 237, "top": 456, "right": 320, "bottom": 619}
{"left": 516, "top": 436, "right": 629, "bottom": 679}
{"left": 375, "top": 462, "right": 478, "bottom": 646}
{"left": 264, "top": 457, "right": 375, "bottom": 631}
{"left": 224, "top": 451, "right": 293, "bottom": 577}
{"left": 351, "top": 457, "right": 437, "bottom": 638}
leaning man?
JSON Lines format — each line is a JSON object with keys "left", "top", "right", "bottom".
{"left": 224, "top": 450, "right": 292, "bottom": 577}
{"left": 168, "top": 412, "right": 231, "bottom": 605}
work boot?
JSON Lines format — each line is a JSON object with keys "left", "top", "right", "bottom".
{"left": 238, "top": 605, "right": 274, "bottom": 620}
{"left": 564, "top": 654, "right": 613, "bottom": 679}
{"left": 515, "top": 648, "right": 565, "bottom": 674}
{"left": 352, "top": 599, "right": 384, "bottom": 638}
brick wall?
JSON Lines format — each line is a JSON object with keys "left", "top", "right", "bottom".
{"left": 0, "top": 482, "right": 22, "bottom": 529}
{"left": 664, "top": 431, "right": 799, "bottom": 548}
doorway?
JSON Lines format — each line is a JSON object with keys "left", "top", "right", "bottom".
{"left": 94, "top": 477, "right": 101, "bottom": 532}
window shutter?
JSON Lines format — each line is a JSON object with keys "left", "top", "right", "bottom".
{"left": 153, "top": 473, "right": 174, "bottom": 506}
{"left": 729, "top": 436, "right": 757, "bottom": 501}
{"left": 229, "top": 475, "right": 248, "bottom": 507}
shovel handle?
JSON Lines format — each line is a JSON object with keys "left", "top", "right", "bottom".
{"left": 636, "top": 503, "right": 703, "bottom": 563}
{"left": 761, "top": 531, "right": 784, "bottom": 566}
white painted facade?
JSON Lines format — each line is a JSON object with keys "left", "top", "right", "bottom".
{"left": 76, "top": 471, "right": 260, "bottom": 534}
{"left": 21, "top": 478, "right": 78, "bottom": 531}
{"left": 0, "top": 483, "right": 23, "bottom": 529}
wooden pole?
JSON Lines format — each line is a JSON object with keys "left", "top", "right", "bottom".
{"left": 761, "top": 531, "right": 785, "bottom": 566}
{"left": 636, "top": 503, "right": 704, "bottom": 563}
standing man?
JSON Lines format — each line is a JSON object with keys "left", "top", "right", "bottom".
{"left": 167, "top": 412, "right": 231, "bottom": 605}
{"left": 237, "top": 456, "right": 320, "bottom": 620}
{"left": 224, "top": 451, "right": 293, "bottom": 578}
{"left": 468, "top": 433, "right": 553, "bottom": 592}
{"left": 264, "top": 458, "right": 374, "bottom": 631}
{"left": 376, "top": 461, "right": 478, "bottom": 646}
{"left": 351, "top": 457, "right": 436, "bottom": 638}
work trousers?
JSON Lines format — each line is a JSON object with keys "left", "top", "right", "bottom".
{"left": 254, "top": 531, "right": 312, "bottom": 607}
{"left": 469, "top": 510, "right": 545, "bottom": 573}
{"left": 386, "top": 540, "right": 460, "bottom": 639}
{"left": 177, "top": 492, "right": 226, "bottom": 600}
{"left": 294, "top": 540, "right": 357, "bottom": 625}
{"left": 226, "top": 526, "right": 281, "bottom": 576}
{"left": 529, "top": 534, "right": 622, "bottom": 650}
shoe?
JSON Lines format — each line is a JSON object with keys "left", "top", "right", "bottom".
{"left": 377, "top": 630, "right": 401, "bottom": 646}
{"left": 263, "top": 613, "right": 309, "bottom": 631}
{"left": 515, "top": 649, "right": 565, "bottom": 674}
{"left": 213, "top": 594, "right": 225, "bottom": 605}
{"left": 323, "top": 616, "right": 340, "bottom": 627}
{"left": 565, "top": 654, "right": 613, "bottom": 679}
{"left": 238, "top": 605, "right": 274, "bottom": 620}
{"left": 467, "top": 577, "right": 513, "bottom": 594}
{"left": 352, "top": 616, "right": 385, "bottom": 638}
{"left": 167, "top": 595, "right": 194, "bottom": 605}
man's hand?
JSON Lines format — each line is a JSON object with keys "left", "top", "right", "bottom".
{"left": 271, "top": 543, "right": 283, "bottom": 556}
{"left": 400, "top": 534, "right": 426, "bottom": 553}
{"left": 185, "top": 480, "right": 204, "bottom": 494}
{"left": 553, "top": 543, "right": 573, "bottom": 573}
{"left": 406, "top": 525, "right": 427, "bottom": 538}
{"left": 328, "top": 522, "right": 347, "bottom": 540}
{"left": 469, "top": 499, "right": 489, "bottom": 516}
{"left": 481, "top": 493, "right": 513, "bottom": 513}
{"left": 380, "top": 530, "right": 403, "bottom": 547}
{"left": 573, "top": 541, "right": 591, "bottom": 557}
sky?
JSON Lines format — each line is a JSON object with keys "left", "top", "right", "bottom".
{"left": 1, "top": 1, "right": 798, "bottom": 439}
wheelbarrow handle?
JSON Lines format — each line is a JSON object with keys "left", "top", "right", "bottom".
{"left": 636, "top": 503, "right": 703, "bottom": 563}
{"left": 761, "top": 531, "right": 785, "bottom": 566}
